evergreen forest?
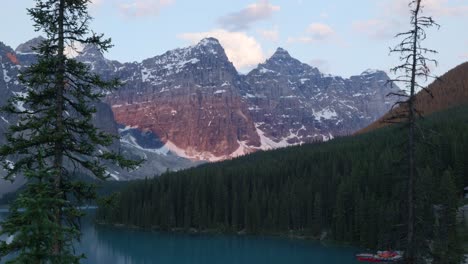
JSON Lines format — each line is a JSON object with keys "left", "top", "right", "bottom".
{"left": 98, "top": 104, "right": 468, "bottom": 258}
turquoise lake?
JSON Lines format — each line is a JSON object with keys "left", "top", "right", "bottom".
{"left": 1, "top": 212, "right": 361, "bottom": 264}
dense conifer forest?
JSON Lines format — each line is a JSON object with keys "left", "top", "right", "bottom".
{"left": 97, "top": 104, "right": 467, "bottom": 256}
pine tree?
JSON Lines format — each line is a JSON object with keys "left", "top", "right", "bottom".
{"left": 432, "top": 170, "right": 463, "bottom": 264}
{"left": 0, "top": 0, "right": 139, "bottom": 262}
{"left": 312, "top": 192, "right": 322, "bottom": 235}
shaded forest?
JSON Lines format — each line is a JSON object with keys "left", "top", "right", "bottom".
{"left": 98, "top": 104, "right": 468, "bottom": 256}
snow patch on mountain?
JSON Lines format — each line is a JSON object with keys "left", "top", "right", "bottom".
{"left": 2, "top": 67, "right": 11, "bottom": 83}
{"left": 164, "top": 141, "right": 225, "bottom": 162}
{"left": 120, "top": 133, "right": 170, "bottom": 156}
{"left": 230, "top": 140, "right": 254, "bottom": 158}
{"left": 313, "top": 107, "right": 338, "bottom": 120}
{"left": 255, "top": 125, "right": 291, "bottom": 150}
{"left": 105, "top": 170, "right": 120, "bottom": 181}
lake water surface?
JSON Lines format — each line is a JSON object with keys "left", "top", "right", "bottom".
{"left": 2, "top": 211, "right": 360, "bottom": 264}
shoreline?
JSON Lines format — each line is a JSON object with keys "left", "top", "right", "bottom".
{"left": 94, "top": 220, "right": 356, "bottom": 249}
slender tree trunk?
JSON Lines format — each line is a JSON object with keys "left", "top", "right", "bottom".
{"left": 53, "top": 0, "right": 66, "bottom": 256}
{"left": 406, "top": 1, "right": 421, "bottom": 263}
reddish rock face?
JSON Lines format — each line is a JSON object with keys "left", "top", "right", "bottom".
{"left": 1, "top": 36, "right": 401, "bottom": 165}
{"left": 105, "top": 38, "right": 261, "bottom": 161}
{"left": 78, "top": 38, "right": 398, "bottom": 162}
{"left": 0, "top": 37, "right": 201, "bottom": 180}
{"left": 6, "top": 53, "right": 19, "bottom": 65}
{"left": 109, "top": 86, "right": 260, "bottom": 160}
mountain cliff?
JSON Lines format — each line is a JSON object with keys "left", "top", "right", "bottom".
{"left": 243, "top": 48, "right": 398, "bottom": 147}
{"left": 103, "top": 38, "right": 260, "bottom": 161}
{"left": 0, "top": 38, "right": 199, "bottom": 181}
{"left": 75, "top": 38, "right": 399, "bottom": 160}
{"left": 1, "top": 36, "right": 399, "bottom": 169}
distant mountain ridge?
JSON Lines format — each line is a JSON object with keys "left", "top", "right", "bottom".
{"left": 0, "top": 38, "right": 198, "bottom": 182}
{"left": 1, "top": 36, "right": 399, "bottom": 167}
{"left": 359, "top": 61, "right": 468, "bottom": 134}
{"left": 80, "top": 37, "right": 399, "bottom": 161}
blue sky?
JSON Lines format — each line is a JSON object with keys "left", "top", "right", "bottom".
{"left": 1, "top": 0, "right": 467, "bottom": 79}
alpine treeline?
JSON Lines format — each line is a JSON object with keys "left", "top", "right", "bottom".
{"left": 98, "top": 104, "right": 467, "bottom": 261}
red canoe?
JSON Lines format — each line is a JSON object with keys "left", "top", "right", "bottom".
{"left": 356, "top": 251, "right": 403, "bottom": 263}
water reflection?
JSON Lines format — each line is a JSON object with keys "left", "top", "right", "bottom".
{"left": 85, "top": 223, "right": 359, "bottom": 264}
{"left": 2, "top": 212, "right": 359, "bottom": 264}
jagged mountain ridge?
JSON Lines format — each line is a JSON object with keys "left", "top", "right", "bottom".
{"left": 0, "top": 38, "right": 199, "bottom": 182}
{"left": 1, "top": 36, "right": 399, "bottom": 165}
{"left": 81, "top": 37, "right": 399, "bottom": 161}
{"left": 242, "top": 48, "right": 398, "bottom": 146}
{"left": 104, "top": 38, "right": 261, "bottom": 161}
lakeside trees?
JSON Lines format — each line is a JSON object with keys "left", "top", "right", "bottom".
{"left": 98, "top": 104, "right": 467, "bottom": 259}
{"left": 0, "top": 0, "right": 138, "bottom": 262}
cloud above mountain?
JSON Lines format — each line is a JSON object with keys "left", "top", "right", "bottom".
{"left": 218, "top": 0, "right": 280, "bottom": 31}
{"left": 178, "top": 29, "right": 265, "bottom": 71}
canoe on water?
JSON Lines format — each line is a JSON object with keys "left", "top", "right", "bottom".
{"left": 356, "top": 251, "right": 403, "bottom": 263}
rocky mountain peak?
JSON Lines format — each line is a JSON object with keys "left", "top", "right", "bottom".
{"left": 192, "top": 37, "right": 228, "bottom": 60}
{"left": 351, "top": 68, "right": 390, "bottom": 86}
{"left": 361, "top": 69, "right": 383, "bottom": 76}
{"left": 80, "top": 44, "right": 104, "bottom": 60}
{"left": 0, "top": 40, "right": 16, "bottom": 54}
{"left": 1, "top": 36, "right": 401, "bottom": 168}
{"left": 197, "top": 37, "right": 221, "bottom": 48}
{"left": 270, "top": 47, "right": 291, "bottom": 60}
{"left": 15, "top": 36, "right": 46, "bottom": 54}
{"left": 137, "top": 37, "right": 236, "bottom": 85}
{"left": 252, "top": 47, "right": 319, "bottom": 77}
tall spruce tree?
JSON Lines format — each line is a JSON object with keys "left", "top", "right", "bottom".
{"left": 387, "top": 0, "right": 439, "bottom": 263}
{"left": 0, "top": 0, "right": 139, "bottom": 262}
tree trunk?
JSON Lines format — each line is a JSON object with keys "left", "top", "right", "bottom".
{"left": 53, "top": 0, "right": 66, "bottom": 256}
{"left": 406, "top": 1, "right": 421, "bottom": 263}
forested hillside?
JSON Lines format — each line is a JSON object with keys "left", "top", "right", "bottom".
{"left": 98, "top": 104, "right": 468, "bottom": 254}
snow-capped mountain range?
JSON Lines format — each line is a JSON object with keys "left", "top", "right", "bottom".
{"left": 0, "top": 36, "right": 399, "bottom": 179}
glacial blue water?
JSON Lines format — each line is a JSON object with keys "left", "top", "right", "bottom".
{"left": 1, "top": 211, "right": 361, "bottom": 264}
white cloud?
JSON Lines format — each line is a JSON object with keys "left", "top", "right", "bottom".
{"left": 258, "top": 28, "right": 279, "bottom": 42}
{"left": 288, "top": 23, "right": 336, "bottom": 44}
{"left": 178, "top": 29, "right": 265, "bottom": 71}
{"left": 119, "top": 0, "right": 175, "bottom": 18}
{"left": 218, "top": 0, "right": 280, "bottom": 31}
